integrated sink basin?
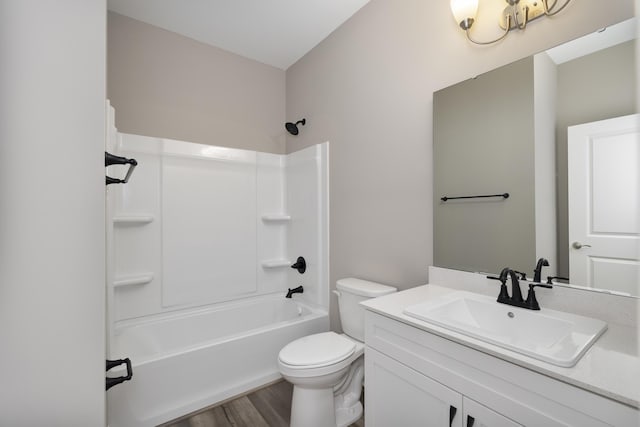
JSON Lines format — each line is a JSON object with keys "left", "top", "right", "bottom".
{"left": 403, "top": 291, "right": 607, "bottom": 367}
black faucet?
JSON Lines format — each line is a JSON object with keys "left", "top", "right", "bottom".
{"left": 286, "top": 285, "right": 304, "bottom": 298}
{"left": 499, "top": 267, "right": 523, "bottom": 304}
{"left": 488, "top": 267, "right": 551, "bottom": 310}
{"left": 533, "top": 258, "right": 549, "bottom": 283}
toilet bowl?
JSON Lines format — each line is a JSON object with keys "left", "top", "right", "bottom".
{"left": 278, "top": 278, "right": 396, "bottom": 427}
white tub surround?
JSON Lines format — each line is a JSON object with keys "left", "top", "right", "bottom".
{"left": 106, "top": 126, "right": 329, "bottom": 321}
{"left": 361, "top": 271, "right": 640, "bottom": 426}
{"left": 105, "top": 106, "right": 329, "bottom": 426}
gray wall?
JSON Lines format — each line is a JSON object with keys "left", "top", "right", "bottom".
{"left": 284, "top": 0, "right": 634, "bottom": 331}
{"left": 556, "top": 40, "right": 638, "bottom": 277}
{"left": 108, "top": 12, "right": 287, "bottom": 154}
{"left": 433, "top": 57, "right": 536, "bottom": 275}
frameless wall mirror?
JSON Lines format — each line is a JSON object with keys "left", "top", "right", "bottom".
{"left": 433, "top": 18, "right": 639, "bottom": 297}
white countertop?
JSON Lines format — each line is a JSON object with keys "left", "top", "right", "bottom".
{"left": 361, "top": 284, "right": 640, "bottom": 409}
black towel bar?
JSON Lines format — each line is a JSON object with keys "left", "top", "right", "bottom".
{"left": 106, "top": 358, "right": 133, "bottom": 390}
{"left": 441, "top": 193, "right": 509, "bottom": 202}
{"left": 105, "top": 151, "right": 137, "bottom": 186}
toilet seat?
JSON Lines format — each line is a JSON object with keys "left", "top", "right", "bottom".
{"left": 278, "top": 332, "right": 363, "bottom": 378}
{"left": 280, "top": 332, "right": 355, "bottom": 367}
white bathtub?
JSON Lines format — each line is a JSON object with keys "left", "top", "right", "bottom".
{"left": 107, "top": 295, "right": 328, "bottom": 427}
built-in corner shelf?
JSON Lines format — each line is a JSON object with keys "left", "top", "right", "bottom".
{"left": 113, "top": 215, "right": 155, "bottom": 225}
{"left": 113, "top": 274, "right": 154, "bottom": 288}
{"left": 261, "top": 259, "right": 291, "bottom": 269}
{"left": 261, "top": 214, "right": 291, "bottom": 222}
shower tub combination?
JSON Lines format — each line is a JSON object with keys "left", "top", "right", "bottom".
{"left": 107, "top": 296, "right": 327, "bottom": 426}
{"left": 105, "top": 109, "right": 329, "bottom": 427}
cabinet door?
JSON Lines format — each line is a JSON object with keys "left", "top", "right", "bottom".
{"left": 463, "top": 397, "right": 521, "bottom": 427}
{"left": 366, "top": 348, "right": 463, "bottom": 427}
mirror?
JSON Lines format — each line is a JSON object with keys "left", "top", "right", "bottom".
{"left": 433, "top": 18, "right": 639, "bottom": 297}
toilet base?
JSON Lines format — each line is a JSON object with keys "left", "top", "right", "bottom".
{"left": 280, "top": 334, "right": 367, "bottom": 427}
{"left": 334, "top": 356, "right": 364, "bottom": 427}
{"left": 289, "top": 386, "right": 363, "bottom": 427}
{"left": 290, "top": 386, "right": 337, "bottom": 427}
{"left": 335, "top": 401, "right": 363, "bottom": 427}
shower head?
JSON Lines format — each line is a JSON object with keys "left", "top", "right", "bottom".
{"left": 285, "top": 118, "right": 306, "bottom": 135}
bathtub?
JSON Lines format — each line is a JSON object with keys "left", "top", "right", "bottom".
{"left": 107, "top": 295, "right": 328, "bottom": 427}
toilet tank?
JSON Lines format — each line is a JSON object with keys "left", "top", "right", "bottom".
{"left": 335, "top": 278, "right": 397, "bottom": 342}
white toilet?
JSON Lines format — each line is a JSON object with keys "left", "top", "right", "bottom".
{"left": 278, "top": 278, "right": 397, "bottom": 427}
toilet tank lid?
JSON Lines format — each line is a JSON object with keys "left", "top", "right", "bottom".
{"left": 336, "top": 278, "right": 397, "bottom": 297}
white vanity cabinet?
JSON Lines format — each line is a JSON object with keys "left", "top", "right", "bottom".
{"left": 366, "top": 347, "right": 461, "bottom": 426}
{"left": 366, "top": 347, "right": 520, "bottom": 427}
{"left": 364, "top": 311, "right": 638, "bottom": 427}
{"left": 462, "top": 397, "right": 521, "bottom": 427}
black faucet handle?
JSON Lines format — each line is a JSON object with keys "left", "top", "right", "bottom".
{"left": 525, "top": 282, "right": 553, "bottom": 310}
{"left": 487, "top": 275, "right": 510, "bottom": 303}
{"left": 529, "top": 283, "right": 552, "bottom": 290}
{"left": 486, "top": 275, "right": 504, "bottom": 284}
{"left": 546, "top": 276, "right": 568, "bottom": 285}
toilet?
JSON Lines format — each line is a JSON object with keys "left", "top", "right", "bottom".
{"left": 278, "top": 278, "right": 397, "bottom": 427}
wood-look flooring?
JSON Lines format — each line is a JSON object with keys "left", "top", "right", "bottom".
{"left": 163, "top": 380, "right": 365, "bottom": 427}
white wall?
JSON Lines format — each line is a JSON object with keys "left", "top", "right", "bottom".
{"left": 0, "top": 1, "right": 106, "bottom": 425}
{"left": 285, "top": 0, "right": 635, "bottom": 331}
{"left": 534, "top": 52, "right": 559, "bottom": 276}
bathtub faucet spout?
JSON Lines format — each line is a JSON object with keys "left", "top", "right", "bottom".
{"left": 286, "top": 286, "right": 304, "bottom": 298}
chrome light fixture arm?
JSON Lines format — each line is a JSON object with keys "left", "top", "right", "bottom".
{"left": 543, "top": 0, "right": 573, "bottom": 17}
{"left": 465, "top": 14, "right": 512, "bottom": 45}
{"left": 515, "top": 5, "right": 529, "bottom": 30}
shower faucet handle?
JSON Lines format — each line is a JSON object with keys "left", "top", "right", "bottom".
{"left": 291, "top": 257, "right": 306, "bottom": 274}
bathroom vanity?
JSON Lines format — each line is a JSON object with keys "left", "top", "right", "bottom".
{"left": 362, "top": 280, "right": 640, "bottom": 426}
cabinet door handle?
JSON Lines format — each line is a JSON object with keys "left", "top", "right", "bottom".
{"left": 449, "top": 406, "right": 457, "bottom": 427}
{"left": 467, "top": 415, "right": 476, "bottom": 427}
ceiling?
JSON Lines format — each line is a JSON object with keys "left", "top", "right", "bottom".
{"left": 107, "top": 0, "right": 371, "bottom": 70}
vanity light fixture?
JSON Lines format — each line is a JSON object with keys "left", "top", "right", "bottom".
{"left": 450, "top": 0, "right": 573, "bottom": 45}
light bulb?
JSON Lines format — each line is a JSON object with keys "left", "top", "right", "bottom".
{"left": 450, "top": 0, "right": 479, "bottom": 29}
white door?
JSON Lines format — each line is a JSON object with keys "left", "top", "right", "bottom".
{"left": 568, "top": 114, "right": 640, "bottom": 295}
